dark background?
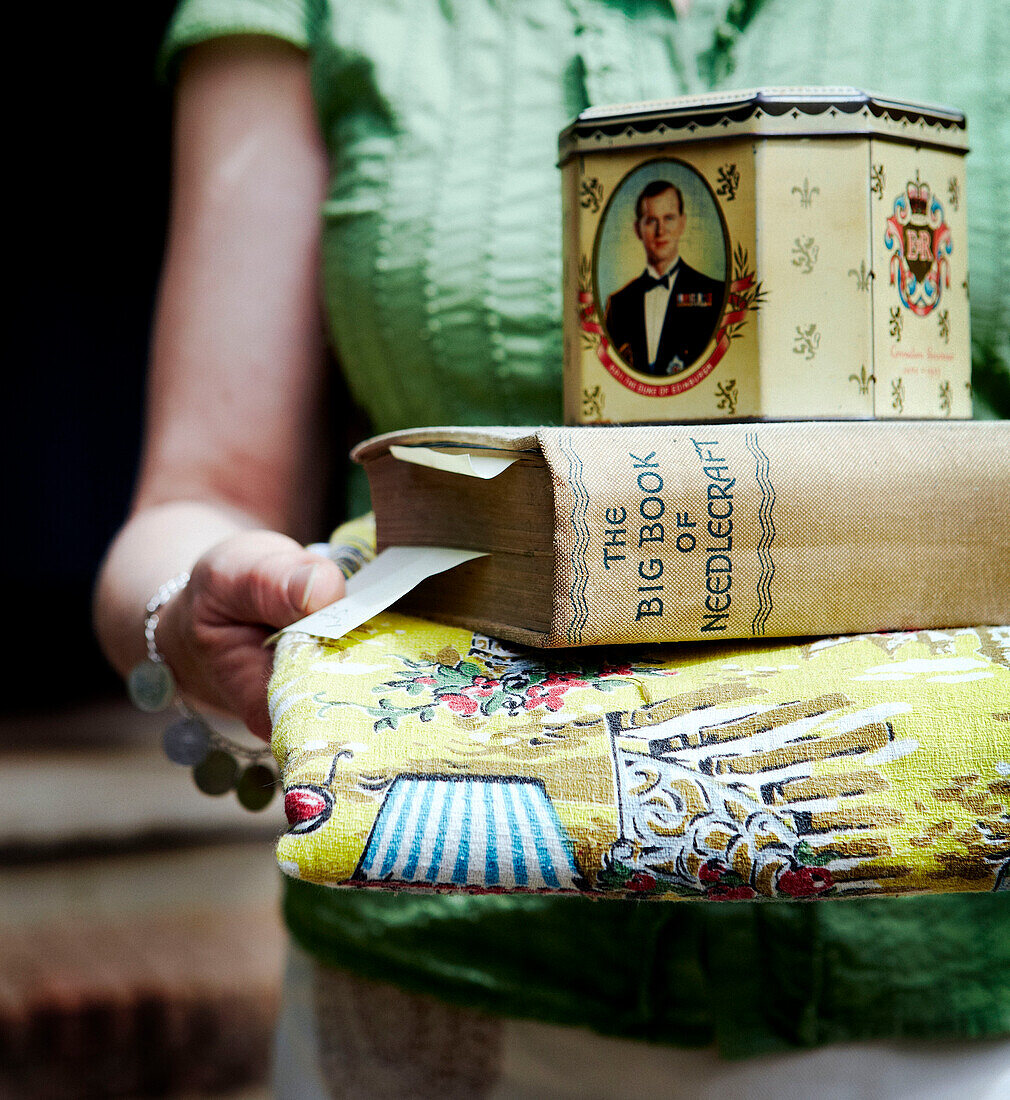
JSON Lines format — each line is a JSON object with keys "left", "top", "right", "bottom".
{"left": 10, "top": 5, "right": 178, "bottom": 706}
{"left": 2, "top": 23, "right": 290, "bottom": 1095}
{"left": 9, "top": 4, "right": 356, "bottom": 718}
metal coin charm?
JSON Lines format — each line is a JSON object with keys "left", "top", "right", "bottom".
{"left": 163, "top": 717, "right": 211, "bottom": 766}
{"left": 193, "top": 749, "right": 238, "bottom": 795}
{"left": 127, "top": 659, "right": 175, "bottom": 713}
{"left": 236, "top": 763, "right": 277, "bottom": 811}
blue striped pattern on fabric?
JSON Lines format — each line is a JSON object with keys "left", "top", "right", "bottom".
{"left": 357, "top": 777, "right": 580, "bottom": 890}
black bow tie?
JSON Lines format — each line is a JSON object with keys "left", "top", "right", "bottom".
{"left": 643, "top": 270, "right": 674, "bottom": 291}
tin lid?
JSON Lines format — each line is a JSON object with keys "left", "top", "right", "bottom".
{"left": 558, "top": 87, "right": 967, "bottom": 164}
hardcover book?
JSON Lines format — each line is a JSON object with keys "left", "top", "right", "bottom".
{"left": 352, "top": 420, "right": 1010, "bottom": 648}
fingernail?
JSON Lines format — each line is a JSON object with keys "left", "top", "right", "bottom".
{"left": 291, "top": 563, "right": 319, "bottom": 612}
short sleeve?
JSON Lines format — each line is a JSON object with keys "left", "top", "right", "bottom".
{"left": 159, "top": 0, "right": 314, "bottom": 78}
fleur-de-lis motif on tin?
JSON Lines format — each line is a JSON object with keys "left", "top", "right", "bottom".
{"left": 848, "top": 365, "right": 875, "bottom": 396}
{"left": 947, "top": 176, "right": 960, "bottom": 211}
{"left": 791, "top": 178, "right": 820, "bottom": 208}
{"left": 870, "top": 164, "right": 886, "bottom": 198}
{"left": 889, "top": 307, "right": 903, "bottom": 342}
{"left": 937, "top": 309, "right": 951, "bottom": 345}
{"left": 582, "top": 385, "right": 605, "bottom": 419}
{"left": 848, "top": 260, "right": 872, "bottom": 291}
{"left": 580, "top": 177, "right": 604, "bottom": 214}
{"left": 892, "top": 377, "right": 905, "bottom": 413}
{"left": 791, "top": 236, "right": 819, "bottom": 274}
{"left": 714, "top": 379, "right": 738, "bottom": 415}
{"left": 938, "top": 380, "right": 952, "bottom": 416}
{"left": 792, "top": 324, "right": 821, "bottom": 360}
{"left": 716, "top": 163, "right": 740, "bottom": 201}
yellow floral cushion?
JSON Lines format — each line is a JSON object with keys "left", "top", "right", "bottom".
{"left": 269, "top": 520, "right": 1010, "bottom": 901}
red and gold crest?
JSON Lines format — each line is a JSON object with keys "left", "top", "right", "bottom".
{"left": 884, "top": 175, "right": 952, "bottom": 317}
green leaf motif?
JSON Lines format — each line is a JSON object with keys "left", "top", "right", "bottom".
{"left": 483, "top": 690, "right": 508, "bottom": 715}
{"left": 795, "top": 840, "right": 839, "bottom": 866}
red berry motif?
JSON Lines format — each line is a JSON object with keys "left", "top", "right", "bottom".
{"left": 442, "top": 693, "right": 480, "bottom": 716}
{"left": 697, "top": 858, "right": 757, "bottom": 900}
{"left": 709, "top": 884, "right": 757, "bottom": 901}
{"left": 778, "top": 865, "right": 834, "bottom": 898}
{"left": 698, "top": 859, "right": 726, "bottom": 885}
{"left": 626, "top": 871, "right": 657, "bottom": 892}
{"left": 521, "top": 672, "right": 589, "bottom": 712}
{"left": 284, "top": 785, "right": 334, "bottom": 834}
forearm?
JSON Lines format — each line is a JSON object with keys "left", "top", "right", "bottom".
{"left": 92, "top": 40, "right": 342, "bottom": 737}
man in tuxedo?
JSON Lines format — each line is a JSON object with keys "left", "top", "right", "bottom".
{"left": 604, "top": 180, "right": 725, "bottom": 376}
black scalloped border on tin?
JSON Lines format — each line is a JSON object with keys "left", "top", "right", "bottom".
{"left": 563, "top": 92, "right": 965, "bottom": 147}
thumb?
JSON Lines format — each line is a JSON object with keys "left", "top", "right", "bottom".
{"left": 285, "top": 554, "right": 347, "bottom": 619}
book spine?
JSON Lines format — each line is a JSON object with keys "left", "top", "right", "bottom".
{"left": 540, "top": 422, "right": 1010, "bottom": 646}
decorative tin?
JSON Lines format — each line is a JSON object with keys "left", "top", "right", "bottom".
{"left": 560, "top": 87, "right": 970, "bottom": 423}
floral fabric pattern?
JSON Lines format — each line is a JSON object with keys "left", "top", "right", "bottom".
{"left": 269, "top": 538, "right": 1010, "bottom": 902}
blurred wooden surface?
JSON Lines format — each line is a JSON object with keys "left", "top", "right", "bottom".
{"left": 0, "top": 699, "right": 286, "bottom": 1098}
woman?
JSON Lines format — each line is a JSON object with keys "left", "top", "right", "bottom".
{"left": 96, "top": 1, "right": 1010, "bottom": 1094}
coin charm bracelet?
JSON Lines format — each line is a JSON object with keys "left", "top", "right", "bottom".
{"left": 126, "top": 572, "right": 278, "bottom": 811}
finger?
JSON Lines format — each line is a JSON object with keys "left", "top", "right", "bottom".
{"left": 205, "top": 625, "right": 276, "bottom": 742}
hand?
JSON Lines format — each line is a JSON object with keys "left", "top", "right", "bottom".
{"left": 157, "top": 530, "right": 345, "bottom": 741}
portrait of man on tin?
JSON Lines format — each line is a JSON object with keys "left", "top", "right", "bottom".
{"left": 604, "top": 180, "right": 726, "bottom": 376}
